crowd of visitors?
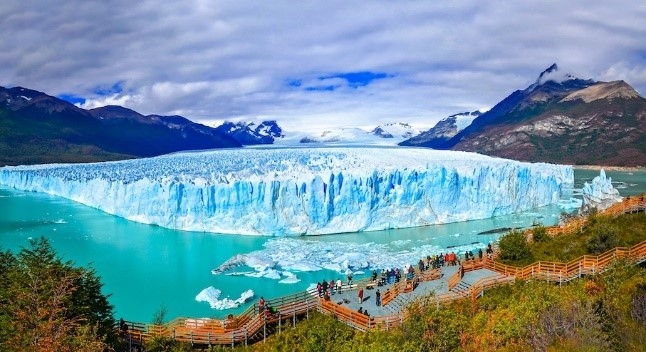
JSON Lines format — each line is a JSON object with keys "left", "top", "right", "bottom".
{"left": 312, "top": 245, "right": 495, "bottom": 304}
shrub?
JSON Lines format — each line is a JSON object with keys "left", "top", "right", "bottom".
{"left": 586, "top": 223, "right": 618, "bottom": 254}
{"left": 532, "top": 226, "right": 548, "bottom": 243}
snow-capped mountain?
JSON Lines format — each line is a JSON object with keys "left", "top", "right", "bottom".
{"left": 400, "top": 111, "right": 481, "bottom": 148}
{"left": 402, "top": 63, "right": 646, "bottom": 166}
{"left": 370, "top": 122, "right": 419, "bottom": 139}
{"left": 213, "top": 120, "right": 284, "bottom": 145}
{"left": 288, "top": 124, "right": 419, "bottom": 146}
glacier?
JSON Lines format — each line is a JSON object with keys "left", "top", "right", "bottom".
{"left": 0, "top": 147, "right": 573, "bottom": 236}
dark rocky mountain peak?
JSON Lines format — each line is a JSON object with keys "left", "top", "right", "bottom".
{"left": 214, "top": 120, "right": 284, "bottom": 145}
{"left": 400, "top": 111, "right": 480, "bottom": 148}
{"left": 400, "top": 64, "right": 646, "bottom": 166}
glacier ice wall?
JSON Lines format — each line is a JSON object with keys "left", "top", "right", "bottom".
{"left": 0, "top": 147, "right": 573, "bottom": 236}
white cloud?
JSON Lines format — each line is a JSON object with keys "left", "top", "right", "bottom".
{"left": 80, "top": 94, "right": 142, "bottom": 110}
{"left": 1, "top": 1, "right": 645, "bottom": 132}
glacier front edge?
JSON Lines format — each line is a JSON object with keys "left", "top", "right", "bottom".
{"left": 0, "top": 147, "right": 573, "bottom": 236}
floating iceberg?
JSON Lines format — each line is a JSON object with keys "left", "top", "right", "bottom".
{"left": 195, "top": 287, "right": 254, "bottom": 310}
{"left": 213, "top": 236, "right": 492, "bottom": 279}
{"left": 0, "top": 147, "right": 573, "bottom": 236}
{"left": 581, "top": 169, "right": 622, "bottom": 211}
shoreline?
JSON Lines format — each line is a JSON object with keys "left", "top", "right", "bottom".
{"left": 572, "top": 165, "right": 646, "bottom": 172}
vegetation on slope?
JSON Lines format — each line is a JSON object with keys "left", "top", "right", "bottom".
{"left": 499, "top": 211, "right": 646, "bottom": 266}
{"left": 0, "top": 238, "right": 117, "bottom": 351}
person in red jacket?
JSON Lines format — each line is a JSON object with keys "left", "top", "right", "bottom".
{"left": 358, "top": 287, "right": 364, "bottom": 304}
{"left": 259, "top": 296, "right": 265, "bottom": 313}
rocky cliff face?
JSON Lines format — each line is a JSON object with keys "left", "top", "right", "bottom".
{"left": 402, "top": 65, "right": 646, "bottom": 167}
{"left": 401, "top": 111, "right": 480, "bottom": 148}
{"left": 453, "top": 80, "right": 646, "bottom": 166}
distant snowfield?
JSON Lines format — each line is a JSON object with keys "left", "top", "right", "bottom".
{"left": 0, "top": 147, "right": 573, "bottom": 236}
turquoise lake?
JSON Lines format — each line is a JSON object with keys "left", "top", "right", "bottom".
{"left": 1, "top": 168, "right": 644, "bottom": 323}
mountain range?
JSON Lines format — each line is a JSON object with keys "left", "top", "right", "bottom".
{"left": 0, "top": 87, "right": 241, "bottom": 165}
{"left": 402, "top": 64, "right": 646, "bottom": 167}
{"left": 2, "top": 64, "right": 645, "bottom": 166}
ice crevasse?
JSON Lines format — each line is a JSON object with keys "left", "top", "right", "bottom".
{"left": 0, "top": 147, "right": 573, "bottom": 236}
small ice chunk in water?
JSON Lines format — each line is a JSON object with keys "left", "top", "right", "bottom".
{"left": 195, "top": 287, "right": 254, "bottom": 310}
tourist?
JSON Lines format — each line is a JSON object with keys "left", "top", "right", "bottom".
{"left": 317, "top": 282, "right": 322, "bottom": 297}
{"left": 444, "top": 253, "right": 449, "bottom": 266}
{"left": 119, "top": 318, "right": 128, "bottom": 334}
{"left": 468, "top": 250, "right": 474, "bottom": 261}
{"left": 358, "top": 306, "right": 363, "bottom": 314}
{"left": 347, "top": 272, "right": 353, "bottom": 286}
{"left": 358, "top": 287, "right": 364, "bottom": 304}
{"left": 329, "top": 279, "right": 335, "bottom": 294}
{"left": 336, "top": 278, "right": 343, "bottom": 293}
{"left": 364, "top": 309, "right": 369, "bottom": 316}
{"left": 449, "top": 251, "right": 456, "bottom": 266}
{"left": 464, "top": 251, "right": 469, "bottom": 261}
{"left": 259, "top": 296, "right": 265, "bottom": 313}
{"left": 376, "top": 289, "right": 381, "bottom": 306}
{"left": 418, "top": 259, "right": 425, "bottom": 272}
{"left": 478, "top": 248, "right": 483, "bottom": 260}
{"left": 372, "top": 269, "right": 378, "bottom": 282}
{"left": 322, "top": 279, "right": 328, "bottom": 294}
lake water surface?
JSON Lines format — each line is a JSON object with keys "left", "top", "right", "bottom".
{"left": 1, "top": 168, "right": 644, "bottom": 322}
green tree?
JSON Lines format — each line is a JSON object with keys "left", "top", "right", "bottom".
{"left": 0, "top": 237, "right": 116, "bottom": 351}
{"left": 499, "top": 230, "right": 533, "bottom": 263}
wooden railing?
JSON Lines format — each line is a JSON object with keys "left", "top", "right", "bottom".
{"left": 484, "top": 240, "right": 646, "bottom": 284}
{"left": 535, "top": 196, "right": 645, "bottom": 238}
{"left": 122, "top": 197, "right": 645, "bottom": 347}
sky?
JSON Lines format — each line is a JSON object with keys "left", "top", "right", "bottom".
{"left": 1, "top": 1, "right": 646, "bottom": 133}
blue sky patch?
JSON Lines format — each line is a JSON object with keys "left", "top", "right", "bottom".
{"left": 288, "top": 71, "right": 392, "bottom": 91}
{"left": 305, "top": 85, "right": 337, "bottom": 92}
{"left": 326, "top": 71, "right": 391, "bottom": 88}
{"left": 92, "top": 81, "right": 124, "bottom": 96}
{"left": 57, "top": 94, "right": 86, "bottom": 105}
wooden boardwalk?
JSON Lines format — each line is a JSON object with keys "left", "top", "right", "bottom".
{"left": 121, "top": 197, "right": 646, "bottom": 348}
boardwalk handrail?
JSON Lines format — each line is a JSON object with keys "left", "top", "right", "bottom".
{"left": 122, "top": 197, "right": 645, "bottom": 347}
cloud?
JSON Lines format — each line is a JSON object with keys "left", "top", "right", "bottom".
{"left": 1, "top": 1, "right": 645, "bottom": 132}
